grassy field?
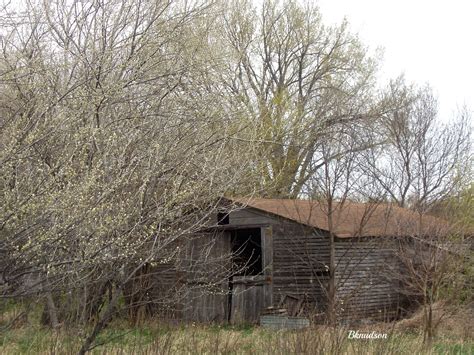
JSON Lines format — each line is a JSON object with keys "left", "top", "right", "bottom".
{"left": 1, "top": 300, "right": 472, "bottom": 354}
{"left": 0, "top": 320, "right": 473, "bottom": 354}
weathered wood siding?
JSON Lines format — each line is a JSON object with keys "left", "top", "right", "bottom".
{"left": 272, "top": 220, "right": 330, "bottom": 314}
{"left": 268, "top": 212, "right": 400, "bottom": 321}
{"left": 335, "top": 238, "right": 400, "bottom": 320}
{"left": 261, "top": 226, "right": 273, "bottom": 307}
{"left": 142, "top": 231, "right": 231, "bottom": 322}
{"left": 230, "top": 275, "right": 266, "bottom": 324}
{"left": 146, "top": 262, "right": 186, "bottom": 319}
{"left": 183, "top": 231, "right": 231, "bottom": 323}
{"left": 227, "top": 207, "right": 275, "bottom": 226}
{"left": 143, "top": 205, "right": 402, "bottom": 324}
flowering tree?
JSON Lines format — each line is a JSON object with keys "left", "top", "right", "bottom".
{"left": 0, "top": 0, "right": 254, "bottom": 351}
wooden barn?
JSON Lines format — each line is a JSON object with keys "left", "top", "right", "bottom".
{"left": 138, "top": 197, "right": 449, "bottom": 324}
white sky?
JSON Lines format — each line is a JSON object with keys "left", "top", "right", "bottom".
{"left": 317, "top": 0, "right": 474, "bottom": 120}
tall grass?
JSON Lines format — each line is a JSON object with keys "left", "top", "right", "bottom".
{"left": 1, "top": 321, "right": 472, "bottom": 354}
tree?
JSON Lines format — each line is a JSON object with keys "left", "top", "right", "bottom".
{"left": 302, "top": 125, "right": 387, "bottom": 325}
{"left": 218, "top": 0, "right": 382, "bottom": 198}
{"left": 389, "top": 228, "right": 467, "bottom": 345}
{"left": 365, "top": 78, "right": 473, "bottom": 344}
{"left": 364, "top": 78, "right": 472, "bottom": 211}
{"left": 0, "top": 0, "right": 255, "bottom": 351}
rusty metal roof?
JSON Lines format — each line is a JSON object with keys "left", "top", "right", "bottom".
{"left": 231, "top": 198, "right": 450, "bottom": 238}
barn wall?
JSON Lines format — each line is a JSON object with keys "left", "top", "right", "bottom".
{"left": 142, "top": 231, "right": 232, "bottom": 322}
{"left": 127, "top": 245, "right": 185, "bottom": 320}
{"left": 227, "top": 207, "right": 276, "bottom": 226}
{"left": 223, "top": 207, "right": 332, "bottom": 315}
{"left": 183, "top": 231, "right": 231, "bottom": 323}
{"left": 271, "top": 219, "right": 330, "bottom": 314}
{"left": 334, "top": 238, "right": 400, "bottom": 321}
{"left": 226, "top": 208, "right": 402, "bottom": 321}
{"left": 142, "top": 205, "right": 402, "bottom": 324}
{"left": 256, "top": 210, "right": 401, "bottom": 321}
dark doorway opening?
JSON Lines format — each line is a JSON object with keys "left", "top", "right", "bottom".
{"left": 227, "top": 227, "right": 264, "bottom": 322}
{"left": 231, "top": 228, "right": 262, "bottom": 276}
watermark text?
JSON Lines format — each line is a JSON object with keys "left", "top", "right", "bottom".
{"left": 348, "top": 330, "right": 388, "bottom": 339}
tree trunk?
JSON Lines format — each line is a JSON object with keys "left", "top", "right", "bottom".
{"left": 78, "top": 286, "right": 123, "bottom": 355}
{"left": 327, "top": 199, "right": 336, "bottom": 326}
{"left": 424, "top": 302, "right": 434, "bottom": 345}
{"left": 45, "top": 292, "right": 60, "bottom": 328}
{"left": 328, "top": 233, "right": 336, "bottom": 326}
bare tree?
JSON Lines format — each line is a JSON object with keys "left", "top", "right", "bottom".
{"left": 364, "top": 78, "right": 472, "bottom": 211}
{"left": 364, "top": 78, "right": 473, "bottom": 344}
{"left": 388, "top": 227, "right": 467, "bottom": 345}
{"left": 302, "top": 126, "right": 386, "bottom": 325}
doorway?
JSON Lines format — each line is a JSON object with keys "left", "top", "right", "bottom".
{"left": 231, "top": 228, "right": 262, "bottom": 276}
{"left": 228, "top": 228, "right": 265, "bottom": 323}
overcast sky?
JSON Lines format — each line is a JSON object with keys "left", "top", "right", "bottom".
{"left": 317, "top": 0, "right": 474, "bottom": 120}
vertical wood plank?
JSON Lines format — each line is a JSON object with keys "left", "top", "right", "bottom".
{"left": 261, "top": 226, "right": 273, "bottom": 308}
{"left": 184, "top": 231, "right": 231, "bottom": 323}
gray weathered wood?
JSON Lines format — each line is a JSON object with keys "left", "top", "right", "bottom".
{"left": 261, "top": 226, "right": 273, "bottom": 308}
{"left": 183, "top": 231, "right": 231, "bottom": 323}
{"left": 230, "top": 275, "right": 265, "bottom": 324}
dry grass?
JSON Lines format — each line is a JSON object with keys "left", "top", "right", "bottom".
{"left": 0, "top": 302, "right": 472, "bottom": 354}
{"left": 0, "top": 321, "right": 472, "bottom": 355}
{"left": 394, "top": 301, "right": 474, "bottom": 339}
